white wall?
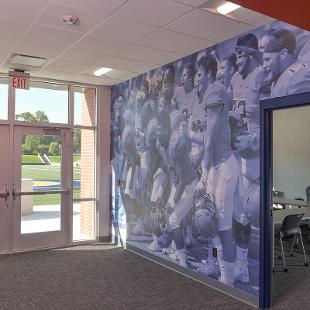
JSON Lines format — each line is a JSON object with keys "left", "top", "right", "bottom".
{"left": 273, "top": 106, "right": 310, "bottom": 200}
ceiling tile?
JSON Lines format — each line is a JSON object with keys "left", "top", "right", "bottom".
{"left": 115, "top": 45, "right": 178, "bottom": 64}
{"left": 136, "top": 29, "right": 198, "bottom": 52}
{"left": 246, "top": 14, "right": 275, "bottom": 27}
{"left": 59, "top": 49, "right": 106, "bottom": 65}
{"left": 229, "top": 7, "right": 259, "bottom": 22}
{"left": 95, "top": 56, "right": 158, "bottom": 73}
{"left": 14, "top": 42, "right": 67, "bottom": 59}
{"left": 77, "top": 73, "right": 121, "bottom": 85}
{"left": 165, "top": 9, "right": 238, "bottom": 39}
{"left": 36, "top": 2, "right": 104, "bottom": 33}
{"left": 91, "top": 16, "right": 156, "bottom": 43}
{"left": 114, "top": 0, "right": 192, "bottom": 27}
{"left": 0, "top": 17, "right": 29, "bottom": 39}
{"left": 207, "top": 22, "right": 256, "bottom": 44}
{"left": 73, "top": 35, "right": 130, "bottom": 56}
{"left": 20, "top": 24, "right": 82, "bottom": 47}
{"left": 0, "top": 36, "right": 20, "bottom": 53}
{"left": 0, "top": 51, "right": 8, "bottom": 63}
{"left": 172, "top": 0, "right": 208, "bottom": 7}
{"left": 0, "top": 0, "right": 49, "bottom": 22}
{"left": 104, "top": 70, "right": 139, "bottom": 80}
{"left": 176, "top": 38, "right": 215, "bottom": 55}
{"left": 34, "top": 69, "right": 74, "bottom": 80}
{"left": 51, "top": 0, "right": 128, "bottom": 16}
{"left": 46, "top": 60, "right": 90, "bottom": 74}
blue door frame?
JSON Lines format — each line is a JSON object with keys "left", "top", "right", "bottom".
{"left": 259, "top": 92, "right": 310, "bottom": 308}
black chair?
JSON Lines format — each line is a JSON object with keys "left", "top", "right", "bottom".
{"left": 278, "top": 213, "right": 308, "bottom": 272}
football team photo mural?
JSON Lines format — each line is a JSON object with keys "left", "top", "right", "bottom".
{"left": 111, "top": 20, "right": 310, "bottom": 297}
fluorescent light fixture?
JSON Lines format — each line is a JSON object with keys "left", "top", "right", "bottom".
{"left": 93, "top": 67, "right": 112, "bottom": 76}
{"left": 217, "top": 2, "right": 241, "bottom": 15}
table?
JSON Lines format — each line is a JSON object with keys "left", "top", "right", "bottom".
{"left": 273, "top": 197, "right": 310, "bottom": 208}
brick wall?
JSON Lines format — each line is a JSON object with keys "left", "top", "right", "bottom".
{"left": 80, "top": 88, "right": 96, "bottom": 238}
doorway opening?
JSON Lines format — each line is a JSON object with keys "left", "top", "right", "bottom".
{"left": 260, "top": 93, "right": 310, "bottom": 308}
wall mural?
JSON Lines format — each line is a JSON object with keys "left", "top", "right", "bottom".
{"left": 111, "top": 20, "right": 310, "bottom": 297}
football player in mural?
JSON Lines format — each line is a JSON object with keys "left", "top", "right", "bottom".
{"left": 186, "top": 54, "right": 223, "bottom": 278}
{"left": 131, "top": 78, "right": 152, "bottom": 235}
{"left": 174, "top": 63, "right": 198, "bottom": 113}
{"left": 262, "top": 28, "right": 310, "bottom": 97}
{"left": 157, "top": 110, "right": 198, "bottom": 267}
{"left": 147, "top": 110, "right": 171, "bottom": 252}
{"left": 161, "top": 65, "right": 178, "bottom": 112}
{"left": 196, "top": 52, "right": 249, "bottom": 286}
{"left": 230, "top": 33, "right": 267, "bottom": 284}
{"left": 174, "top": 63, "right": 204, "bottom": 179}
{"left": 120, "top": 106, "right": 139, "bottom": 218}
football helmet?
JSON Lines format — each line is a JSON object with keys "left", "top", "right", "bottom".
{"left": 192, "top": 191, "right": 218, "bottom": 239}
{"left": 244, "top": 180, "right": 260, "bottom": 228}
{"left": 149, "top": 205, "right": 166, "bottom": 234}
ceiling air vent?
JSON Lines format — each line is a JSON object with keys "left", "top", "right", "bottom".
{"left": 10, "top": 54, "right": 47, "bottom": 67}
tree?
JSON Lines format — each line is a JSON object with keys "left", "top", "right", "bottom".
{"left": 23, "top": 135, "right": 40, "bottom": 154}
{"left": 48, "top": 142, "right": 60, "bottom": 155}
{"left": 35, "top": 111, "right": 49, "bottom": 123}
{"left": 16, "top": 112, "right": 36, "bottom": 122}
{"left": 16, "top": 111, "right": 49, "bottom": 123}
{"left": 37, "top": 144, "right": 49, "bottom": 154}
{"left": 73, "top": 128, "right": 81, "bottom": 154}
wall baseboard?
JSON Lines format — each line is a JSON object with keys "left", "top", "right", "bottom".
{"left": 98, "top": 236, "right": 111, "bottom": 243}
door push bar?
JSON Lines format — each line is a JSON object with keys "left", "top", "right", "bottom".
{"left": 12, "top": 186, "right": 70, "bottom": 200}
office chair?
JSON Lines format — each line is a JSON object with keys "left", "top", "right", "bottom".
{"left": 278, "top": 213, "right": 308, "bottom": 272}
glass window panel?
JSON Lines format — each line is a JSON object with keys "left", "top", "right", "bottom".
{"left": 74, "top": 86, "right": 96, "bottom": 126}
{"left": 73, "top": 128, "right": 95, "bottom": 200}
{"left": 73, "top": 200, "right": 95, "bottom": 241}
{"left": 15, "top": 81, "right": 68, "bottom": 124}
{"left": 21, "top": 193, "right": 61, "bottom": 234}
{"left": 21, "top": 134, "right": 62, "bottom": 193}
{"left": 0, "top": 78, "right": 8, "bottom": 120}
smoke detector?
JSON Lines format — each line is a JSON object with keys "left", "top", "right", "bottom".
{"left": 62, "top": 15, "right": 80, "bottom": 25}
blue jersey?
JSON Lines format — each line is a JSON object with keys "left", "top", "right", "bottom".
{"left": 203, "top": 80, "right": 232, "bottom": 167}
{"left": 231, "top": 67, "right": 266, "bottom": 135}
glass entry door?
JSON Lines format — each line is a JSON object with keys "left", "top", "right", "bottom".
{"left": 12, "top": 126, "right": 72, "bottom": 251}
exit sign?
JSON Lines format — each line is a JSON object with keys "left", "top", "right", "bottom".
{"left": 9, "top": 71, "right": 30, "bottom": 90}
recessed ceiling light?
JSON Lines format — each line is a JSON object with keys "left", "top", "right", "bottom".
{"left": 93, "top": 67, "right": 113, "bottom": 76}
{"left": 217, "top": 2, "right": 241, "bottom": 15}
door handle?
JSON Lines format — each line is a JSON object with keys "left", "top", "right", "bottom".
{"left": 12, "top": 184, "right": 16, "bottom": 201}
{"left": 0, "top": 185, "right": 9, "bottom": 200}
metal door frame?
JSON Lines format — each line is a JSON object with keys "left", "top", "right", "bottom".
{"left": 259, "top": 92, "right": 310, "bottom": 308}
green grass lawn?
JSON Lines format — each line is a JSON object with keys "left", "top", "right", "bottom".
{"left": 22, "top": 165, "right": 81, "bottom": 205}
{"left": 22, "top": 155, "right": 43, "bottom": 164}
{"left": 48, "top": 156, "right": 61, "bottom": 163}
{"left": 43, "top": 155, "right": 81, "bottom": 164}
{"left": 22, "top": 165, "right": 80, "bottom": 180}
{"left": 33, "top": 188, "right": 81, "bottom": 205}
